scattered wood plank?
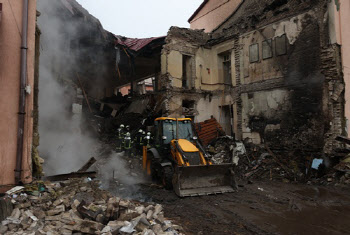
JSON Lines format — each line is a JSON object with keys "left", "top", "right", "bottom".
{"left": 335, "top": 136, "right": 350, "bottom": 145}
{"left": 45, "top": 171, "right": 97, "bottom": 182}
{"left": 265, "top": 144, "right": 293, "bottom": 178}
{"left": 76, "top": 73, "right": 92, "bottom": 113}
{"left": 77, "top": 157, "right": 97, "bottom": 173}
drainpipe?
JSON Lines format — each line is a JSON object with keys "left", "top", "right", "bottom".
{"left": 15, "top": 0, "right": 29, "bottom": 185}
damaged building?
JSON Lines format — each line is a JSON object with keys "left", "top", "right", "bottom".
{"left": 112, "top": 0, "right": 349, "bottom": 159}
{"left": 39, "top": 0, "right": 118, "bottom": 100}
{"left": 1, "top": 0, "right": 348, "bottom": 187}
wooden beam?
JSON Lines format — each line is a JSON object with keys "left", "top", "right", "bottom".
{"left": 45, "top": 171, "right": 97, "bottom": 181}
{"left": 336, "top": 136, "right": 350, "bottom": 145}
{"left": 78, "top": 157, "right": 97, "bottom": 172}
{"left": 76, "top": 73, "right": 93, "bottom": 113}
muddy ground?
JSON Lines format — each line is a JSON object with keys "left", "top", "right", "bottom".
{"left": 95, "top": 144, "right": 350, "bottom": 235}
{"left": 138, "top": 181, "right": 350, "bottom": 235}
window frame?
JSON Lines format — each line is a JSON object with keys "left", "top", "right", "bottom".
{"left": 275, "top": 34, "right": 287, "bottom": 56}
{"left": 249, "top": 43, "right": 259, "bottom": 63}
{"left": 262, "top": 39, "right": 273, "bottom": 60}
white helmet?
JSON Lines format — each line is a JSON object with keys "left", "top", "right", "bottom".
{"left": 139, "top": 129, "right": 143, "bottom": 133}
{"left": 147, "top": 132, "right": 151, "bottom": 136}
{"left": 120, "top": 124, "right": 125, "bottom": 128}
{"left": 142, "top": 131, "right": 146, "bottom": 135}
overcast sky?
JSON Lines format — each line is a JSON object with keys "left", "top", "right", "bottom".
{"left": 75, "top": 0, "right": 203, "bottom": 38}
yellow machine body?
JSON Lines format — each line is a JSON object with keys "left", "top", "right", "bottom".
{"left": 143, "top": 117, "right": 235, "bottom": 197}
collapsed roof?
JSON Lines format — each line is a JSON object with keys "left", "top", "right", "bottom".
{"left": 114, "top": 36, "right": 166, "bottom": 52}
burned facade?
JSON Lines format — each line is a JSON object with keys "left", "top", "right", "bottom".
{"left": 113, "top": 36, "right": 165, "bottom": 96}
{"left": 35, "top": 0, "right": 348, "bottom": 177}
{"left": 150, "top": 0, "right": 346, "bottom": 158}
{"left": 36, "top": 0, "right": 120, "bottom": 176}
{"left": 39, "top": 0, "right": 118, "bottom": 100}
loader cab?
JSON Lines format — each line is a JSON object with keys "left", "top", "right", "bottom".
{"left": 154, "top": 117, "right": 195, "bottom": 147}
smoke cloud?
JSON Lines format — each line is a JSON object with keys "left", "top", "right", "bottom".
{"left": 37, "top": 0, "right": 99, "bottom": 175}
{"left": 37, "top": 1, "right": 145, "bottom": 200}
{"left": 97, "top": 152, "right": 145, "bottom": 200}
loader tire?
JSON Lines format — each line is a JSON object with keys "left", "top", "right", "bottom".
{"left": 162, "top": 166, "right": 173, "bottom": 190}
{"left": 150, "top": 159, "right": 158, "bottom": 181}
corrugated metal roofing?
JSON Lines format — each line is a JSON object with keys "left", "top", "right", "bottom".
{"left": 195, "top": 118, "right": 224, "bottom": 146}
{"left": 114, "top": 35, "right": 166, "bottom": 52}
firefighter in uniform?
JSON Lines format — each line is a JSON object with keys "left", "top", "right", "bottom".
{"left": 144, "top": 132, "right": 153, "bottom": 149}
{"left": 134, "top": 129, "right": 144, "bottom": 155}
{"left": 116, "top": 124, "right": 125, "bottom": 152}
{"left": 123, "top": 132, "right": 133, "bottom": 157}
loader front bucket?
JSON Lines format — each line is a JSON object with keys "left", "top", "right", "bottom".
{"left": 173, "top": 164, "right": 236, "bottom": 197}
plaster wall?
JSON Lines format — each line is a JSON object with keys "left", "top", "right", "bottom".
{"left": 164, "top": 39, "right": 236, "bottom": 92}
{"left": 0, "top": 0, "right": 37, "bottom": 185}
{"left": 190, "top": 0, "right": 242, "bottom": 32}
{"left": 239, "top": 12, "right": 314, "bottom": 85}
{"left": 168, "top": 93, "right": 233, "bottom": 125}
{"left": 167, "top": 50, "right": 183, "bottom": 88}
{"left": 241, "top": 89, "right": 290, "bottom": 143}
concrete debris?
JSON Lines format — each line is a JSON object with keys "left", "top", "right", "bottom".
{"left": 5, "top": 186, "right": 25, "bottom": 195}
{"left": 0, "top": 178, "right": 184, "bottom": 235}
{"left": 207, "top": 136, "right": 350, "bottom": 184}
{"left": 207, "top": 136, "right": 247, "bottom": 165}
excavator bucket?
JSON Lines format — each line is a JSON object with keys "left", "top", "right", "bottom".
{"left": 173, "top": 164, "right": 236, "bottom": 197}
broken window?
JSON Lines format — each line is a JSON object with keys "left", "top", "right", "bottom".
{"left": 249, "top": 43, "right": 259, "bottom": 63}
{"left": 223, "top": 54, "right": 231, "bottom": 85}
{"left": 275, "top": 34, "right": 287, "bottom": 56}
{"left": 118, "top": 83, "right": 131, "bottom": 96}
{"left": 136, "top": 77, "right": 154, "bottom": 95}
{"left": 182, "top": 55, "right": 193, "bottom": 89}
{"left": 220, "top": 105, "right": 233, "bottom": 136}
{"left": 262, "top": 39, "right": 273, "bottom": 59}
{"left": 182, "top": 100, "right": 195, "bottom": 118}
{"left": 219, "top": 52, "right": 232, "bottom": 87}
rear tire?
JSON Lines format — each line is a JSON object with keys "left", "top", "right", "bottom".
{"left": 162, "top": 166, "right": 174, "bottom": 190}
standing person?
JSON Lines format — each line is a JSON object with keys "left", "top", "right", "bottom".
{"left": 116, "top": 124, "right": 125, "bottom": 152}
{"left": 144, "top": 132, "right": 153, "bottom": 149}
{"left": 134, "top": 129, "right": 144, "bottom": 155}
{"left": 123, "top": 132, "right": 133, "bottom": 157}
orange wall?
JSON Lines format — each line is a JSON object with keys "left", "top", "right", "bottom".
{"left": 339, "top": 0, "right": 350, "bottom": 135}
{"left": 332, "top": 0, "right": 350, "bottom": 135}
{"left": 0, "top": 0, "right": 37, "bottom": 185}
{"left": 190, "top": 0, "right": 242, "bottom": 32}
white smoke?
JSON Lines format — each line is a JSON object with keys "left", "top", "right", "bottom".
{"left": 37, "top": 1, "right": 147, "bottom": 198}
{"left": 37, "top": 1, "right": 147, "bottom": 199}
{"left": 36, "top": 0, "right": 105, "bottom": 175}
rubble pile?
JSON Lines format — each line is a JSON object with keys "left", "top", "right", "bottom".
{"left": 0, "top": 179, "right": 183, "bottom": 235}
{"left": 206, "top": 137, "right": 308, "bottom": 182}
{"left": 207, "top": 136, "right": 236, "bottom": 164}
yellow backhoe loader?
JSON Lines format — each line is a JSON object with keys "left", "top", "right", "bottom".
{"left": 143, "top": 117, "right": 236, "bottom": 197}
